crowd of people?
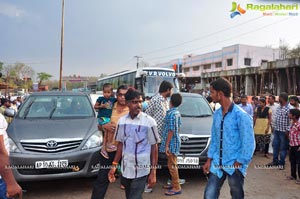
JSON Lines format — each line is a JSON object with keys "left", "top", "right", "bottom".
{"left": 207, "top": 91, "right": 300, "bottom": 186}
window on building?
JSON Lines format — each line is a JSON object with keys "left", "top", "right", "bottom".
{"left": 193, "top": 66, "right": 200, "bottom": 71}
{"left": 203, "top": 64, "right": 211, "bottom": 70}
{"left": 244, "top": 58, "right": 251, "bottom": 66}
{"left": 261, "top": 60, "right": 268, "bottom": 64}
{"left": 183, "top": 68, "right": 190, "bottom": 73}
{"left": 227, "top": 59, "right": 233, "bottom": 66}
{"left": 215, "top": 62, "right": 222, "bottom": 68}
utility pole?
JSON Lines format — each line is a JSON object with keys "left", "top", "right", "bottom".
{"left": 59, "top": 0, "right": 65, "bottom": 90}
{"left": 134, "top": 56, "right": 142, "bottom": 69}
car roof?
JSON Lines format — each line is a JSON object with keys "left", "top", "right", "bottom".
{"left": 179, "top": 92, "right": 204, "bottom": 98}
{"left": 28, "top": 91, "right": 88, "bottom": 96}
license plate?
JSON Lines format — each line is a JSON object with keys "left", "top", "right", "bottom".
{"left": 177, "top": 157, "right": 199, "bottom": 165}
{"left": 35, "top": 160, "right": 68, "bottom": 169}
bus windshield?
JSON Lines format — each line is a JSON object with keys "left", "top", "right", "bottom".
{"left": 143, "top": 76, "right": 179, "bottom": 97}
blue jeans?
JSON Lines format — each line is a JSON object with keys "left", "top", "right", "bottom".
{"left": 121, "top": 175, "right": 147, "bottom": 199}
{"left": 272, "top": 130, "right": 289, "bottom": 166}
{"left": 204, "top": 170, "right": 244, "bottom": 199}
{"left": 0, "top": 178, "right": 12, "bottom": 199}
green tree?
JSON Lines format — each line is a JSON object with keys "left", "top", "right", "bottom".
{"left": 288, "top": 43, "right": 300, "bottom": 58}
{"left": 37, "top": 72, "right": 53, "bottom": 87}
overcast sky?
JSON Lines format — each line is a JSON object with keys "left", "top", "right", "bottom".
{"left": 1, "top": 0, "right": 299, "bottom": 80}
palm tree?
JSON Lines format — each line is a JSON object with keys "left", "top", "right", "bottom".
{"left": 37, "top": 72, "right": 52, "bottom": 87}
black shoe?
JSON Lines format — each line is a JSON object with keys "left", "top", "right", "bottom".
{"left": 266, "top": 162, "right": 278, "bottom": 166}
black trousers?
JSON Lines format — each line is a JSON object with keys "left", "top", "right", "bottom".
{"left": 91, "top": 151, "right": 116, "bottom": 199}
{"left": 121, "top": 175, "right": 147, "bottom": 199}
{"left": 289, "top": 146, "right": 300, "bottom": 179}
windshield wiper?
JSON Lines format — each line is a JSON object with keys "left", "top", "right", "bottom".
{"left": 23, "top": 100, "right": 35, "bottom": 119}
{"left": 181, "top": 114, "right": 212, "bottom": 117}
{"left": 49, "top": 99, "right": 58, "bottom": 119}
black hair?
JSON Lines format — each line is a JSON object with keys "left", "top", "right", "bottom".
{"left": 289, "top": 108, "right": 300, "bottom": 120}
{"left": 159, "top": 81, "right": 173, "bottom": 93}
{"left": 210, "top": 77, "right": 232, "bottom": 98}
{"left": 279, "top": 92, "right": 289, "bottom": 102}
{"left": 103, "top": 83, "right": 113, "bottom": 91}
{"left": 125, "top": 88, "right": 141, "bottom": 101}
{"left": 206, "top": 96, "right": 213, "bottom": 103}
{"left": 259, "top": 98, "right": 266, "bottom": 105}
{"left": 252, "top": 96, "right": 258, "bottom": 101}
{"left": 240, "top": 95, "right": 247, "bottom": 99}
{"left": 117, "top": 85, "right": 128, "bottom": 94}
{"left": 171, "top": 93, "right": 182, "bottom": 107}
{"left": 269, "top": 95, "right": 276, "bottom": 100}
{"left": 290, "top": 95, "right": 299, "bottom": 102}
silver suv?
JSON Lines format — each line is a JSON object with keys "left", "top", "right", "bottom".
{"left": 7, "top": 92, "right": 102, "bottom": 181}
{"left": 159, "top": 92, "right": 213, "bottom": 169}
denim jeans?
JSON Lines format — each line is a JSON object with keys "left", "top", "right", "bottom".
{"left": 0, "top": 178, "right": 12, "bottom": 199}
{"left": 121, "top": 175, "right": 147, "bottom": 199}
{"left": 272, "top": 130, "right": 289, "bottom": 166}
{"left": 204, "top": 170, "right": 244, "bottom": 199}
{"left": 91, "top": 151, "right": 116, "bottom": 199}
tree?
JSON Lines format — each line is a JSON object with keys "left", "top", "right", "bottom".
{"left": 288, "top": 42, "right": 300, "bottom": 58}
{"left": 279, "top": 39, "right": 289, "bottom": 60}
{"left": 37, "top": 72, "right": 52, "bottom": 87}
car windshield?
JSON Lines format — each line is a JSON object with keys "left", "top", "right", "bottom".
{"left": 17, "top": 95, "right": 94, "bottom": 119}
{"left": 178, "top": 95, "right": 213, "bottom": 117}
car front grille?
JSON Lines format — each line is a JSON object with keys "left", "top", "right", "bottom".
{"left": 20, "top": 138, "right": 83, "bottom": 153}
{"left": 179, "top": 136, "right": 209, "bottom": 155}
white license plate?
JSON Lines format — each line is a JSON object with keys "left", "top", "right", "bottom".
{"left": 177, "top": 157, "right": 199, "bottom": 165}
{"left": 35, "top": 160, "right": 68, "bottom": 169}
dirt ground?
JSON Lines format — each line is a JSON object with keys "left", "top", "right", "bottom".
{"left": 21, "top": 153, "right": 300, "bottom": 199}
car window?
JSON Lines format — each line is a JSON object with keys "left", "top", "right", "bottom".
{"left": 178, "top": 96, "right": 212, "bottom": 117}
{"left": 17, "top": 95, "right": 94, "bottom": 119}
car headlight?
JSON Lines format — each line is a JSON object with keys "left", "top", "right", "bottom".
{"left": 8, "top": 138, "right": 21, "bottom": 153}
{"left": 82, "top": 131, "right": 102, "bottom": 150}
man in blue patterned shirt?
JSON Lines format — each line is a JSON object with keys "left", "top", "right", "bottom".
{"left": 160, "top": 93, "right": 182, "bottom": 196}
{"left": 203, "top": 78, "right": 255, "bottom": 199}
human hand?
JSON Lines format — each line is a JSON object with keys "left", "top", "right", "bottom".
{"left": 165, "top": 146, "right": 170, "bottom": 157}
{"left": 6, "top": 182, "right": 22, "bottom": 199}
{"left": 233, "top": 161, "right": 242, "bottom": 169}
{"left": 147, "top": 170, "right": 157, "bottom": 188}
{"left": 108, "top": 167, "right": 116, "bottom": 183}
{"left": 202, "top": 159, "right": 211, "bottom": 175}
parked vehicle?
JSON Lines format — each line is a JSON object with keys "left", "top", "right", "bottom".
{"left": 159, "top": 92, "right": 213, "bottom": 169}
{"left": 7, "top": 91, "right": 102, "bottom": 181}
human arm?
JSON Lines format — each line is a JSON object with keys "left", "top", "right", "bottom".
{"left": 108, "top": 142, "right": 123, "bottom": 183}
{"left": 0, "top": 135, "right": 22, "bottom": 199}
{"left": 266, "top": 110, "right": 272, "bottom": 134}
{"left": 148, "top": 144, "right": 158, "bottom": 187}
{"left": 165, "top": 130, "right": 173, "bottom": 157}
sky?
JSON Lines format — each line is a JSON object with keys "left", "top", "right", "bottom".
{"left": 1, "top": 0, "right": 300, "bottom": 80}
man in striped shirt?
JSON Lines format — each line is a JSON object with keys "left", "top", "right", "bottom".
{"left": 269, "top": 92, "right": 292, "bottom": 169}
{"left": 108, "top": 89, "right": 160, "bottom": 199}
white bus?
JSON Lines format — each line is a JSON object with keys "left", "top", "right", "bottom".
{"left": 96, "top": 67, "right": 180, "bottom": 97}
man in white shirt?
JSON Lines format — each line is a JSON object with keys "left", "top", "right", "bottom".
{"left": 0, "top": 113, "right": 22, "bottom": 198}
{"left": 267, "top": 95, "right": 280, "bottom": 154}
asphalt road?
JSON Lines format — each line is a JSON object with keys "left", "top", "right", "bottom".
{"left": 20, "top": 155, "right": 300, "bottom": 199}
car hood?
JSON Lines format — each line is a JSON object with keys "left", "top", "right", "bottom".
{"left": 7, "top": 118, "right": 98, "bottom": 142}
{"left": 180, "top": 116, "right": 212, "bottom": 135}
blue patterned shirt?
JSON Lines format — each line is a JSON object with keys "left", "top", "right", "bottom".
{"left": 159, "top": 107, "right": 182, "bottom": 156}
{"left": 208, "top": 103, "right": 255, "bottom": 178}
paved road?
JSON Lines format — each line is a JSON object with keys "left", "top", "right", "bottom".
{"left": 20, "top": 155, "right": 300, "bottom": 199}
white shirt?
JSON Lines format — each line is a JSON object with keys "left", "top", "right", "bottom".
{"left": 268, "top": 103, "right": 280, "bottom": 127}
